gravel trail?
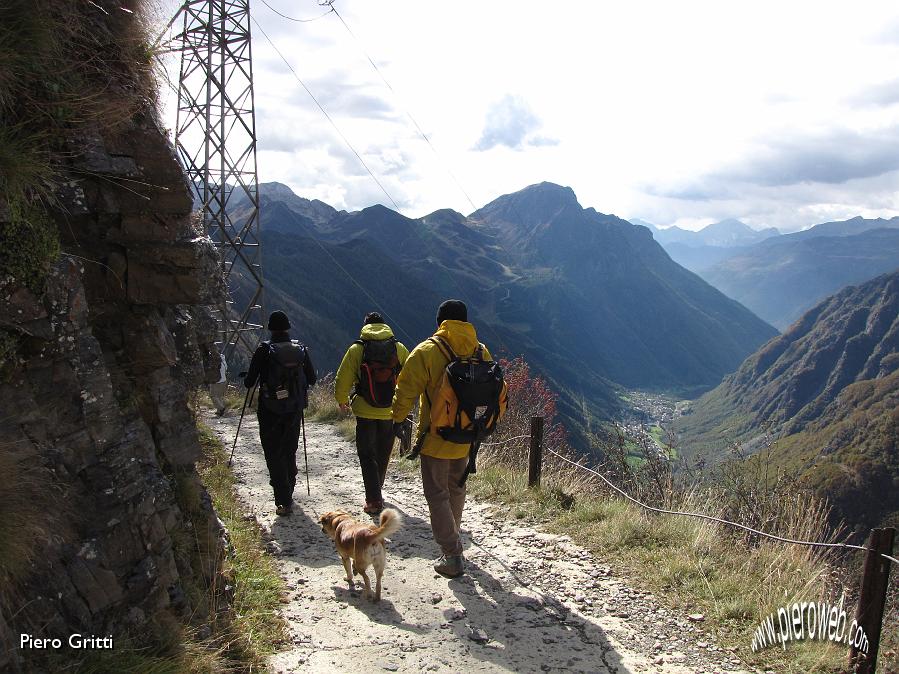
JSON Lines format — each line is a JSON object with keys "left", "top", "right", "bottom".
{"left": 205, "top": 411, "right": 750, "bottom": 674}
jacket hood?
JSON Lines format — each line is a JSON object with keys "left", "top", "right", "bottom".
{"left": 434, "top": 320, "right": 479, "bottom": 355}
{"left": 359, "top": 323, "right": 395, "bottom": 340}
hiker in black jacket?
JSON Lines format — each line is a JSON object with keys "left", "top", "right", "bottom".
{"left": 244, "top": 311, "right": 317, "bottom": 516}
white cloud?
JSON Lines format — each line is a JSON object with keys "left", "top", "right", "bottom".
{"left": 473, "top": 95, "right": 558, "bottom": 151}
{"left": 156, "top": 0, "right": 899, "bottom": 230}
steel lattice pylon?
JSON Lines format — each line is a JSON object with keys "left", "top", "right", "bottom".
{"left": 172, "top": 0, "right": 264, "bottom": 361}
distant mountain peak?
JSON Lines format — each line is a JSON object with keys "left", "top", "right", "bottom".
{"left": 422, "top": 208, "right": 468, "bottom": 226}
{"left": 520, "top": 181, "right": 579, "bottom": 200}
{"left": 469, "top": 182, "right": 583, "bottom": 229}
{"left": 360, "top": 203, "right": 398, "bottom": 216}
{"left": 704, "top": 218, "right": 752, "bottom": 232}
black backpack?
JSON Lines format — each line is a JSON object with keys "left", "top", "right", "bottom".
{"left": 353, "top": 337, "right": 400, "bottom": 408}
{"left": 260, "top": 340, "right": 308, "bottom": 414}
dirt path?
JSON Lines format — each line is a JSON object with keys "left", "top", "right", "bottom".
{"left": 205, "top": 411, "right": 750, "bottom": 674}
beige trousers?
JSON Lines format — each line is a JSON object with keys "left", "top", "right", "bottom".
{"left": 420, "top": 454, "right": 468, "bottom": 556}
{"left": 209, "top": 382, "right": 227, "bottom": 413}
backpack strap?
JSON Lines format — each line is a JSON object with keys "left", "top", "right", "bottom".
{"left": 428, "top": 335, "right": 457, "bottom": 361}
{"left": 408, "top": 337, "right": 452, "bottom": 460}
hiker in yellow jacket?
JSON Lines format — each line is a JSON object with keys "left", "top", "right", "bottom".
{"left": 336, "top": 312, "right": 409, "bottom": 514}
{"left": 391, "top": 300, "right": 491, "bottom": 578}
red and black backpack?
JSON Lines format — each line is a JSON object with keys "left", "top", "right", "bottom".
{"left": 353, "top": 337, "right": 400, "bottom": 408}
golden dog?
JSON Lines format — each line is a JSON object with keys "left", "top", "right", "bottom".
{"left": 319, "top": 508, "right": 402, "bottom": 602}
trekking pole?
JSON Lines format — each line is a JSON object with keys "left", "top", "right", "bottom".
{"left": 301, "top": 413, "right": 310, "bottom": 495}
{"left": 228, "top": 382, "right": 256, "bottom": 467}
{"left": 300, "top": 414, "right": 312, "bottom": 496}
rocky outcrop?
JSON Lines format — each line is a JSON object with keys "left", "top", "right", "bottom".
{"left": 0, "top": 108, "right": 226, "bottom": 670}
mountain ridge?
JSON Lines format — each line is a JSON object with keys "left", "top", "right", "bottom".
{"left": 638, "top": 213, "right": 899, "bottom": 329}
{"left": 246, "top": 181, "right": 778, "bottom": 451}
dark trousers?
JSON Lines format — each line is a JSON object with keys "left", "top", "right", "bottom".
{"left": 258, "top": 406, "right": 302, "bottom": 506}
{"left": 355, "top": 418, "right": 394, "bottom": 504}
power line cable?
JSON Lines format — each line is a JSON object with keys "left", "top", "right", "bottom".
{"left": 328, "top": 4, "right": 478, "bottom": 212}
{"left": 249, "top": 18, "right": 419, "bottom": 344}
{"left": 258, "top": 0, "right": 334, "bottom": 23}
{"left": 257, "top": 9, "right": 509, "bottom": 353}
{"left": 156, "top": 20, "right": 415, "bottom": 344}
{"left": 543, "top": 445, "right": 899, "bottom": 567}
{"left": 251, "top": 17, "right": 401, "bottom": 212}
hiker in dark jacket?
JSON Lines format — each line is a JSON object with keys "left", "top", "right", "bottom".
{"left": 335, "top": 312, "right": 409, "bottom": 514}
{"left": 244, "top": 310, "right": 317, "bottom": 516}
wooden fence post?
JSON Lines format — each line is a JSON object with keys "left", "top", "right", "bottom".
{"left": 528, "top": 416, "right": 544, "bottom": 488}
{"left": 850, "top": 527, "right": 895, "bottom": 674}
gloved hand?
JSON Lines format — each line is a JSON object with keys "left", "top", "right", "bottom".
{"left": 392, "top": 421, "right": 406, "bottom": 439}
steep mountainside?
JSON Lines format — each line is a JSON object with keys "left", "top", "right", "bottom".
{"left": 250, "top": 181, "right": 777, "bottom": 449}
{"left": 701, "top": 228, "right": 899, "bottom": 329}
{"left": 674, "top": 272, "right": 899, "bottom": 530}
{"left": 0, "top": 1, "right": 227, "bottom": 666}
{"left": 469, "top": 184, "right": 777, "bottom": 389}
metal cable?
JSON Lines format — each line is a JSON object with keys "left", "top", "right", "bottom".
{"left": 543, "top": 446, "right": 899, "bottom": 567}
{"left": 481, "top": 433, "right": 532, "bottom": 447}
{"left": 258, "top": 0, "right": 334, "bottom": 23}
{"left": 252, "top": 5, "right": 515, "bottom": 356}
{"left": 251, "top": 17, "right": 402, "bottom": 212}
{"left": 329, "top": 5, "right": 478, "bottom": 212}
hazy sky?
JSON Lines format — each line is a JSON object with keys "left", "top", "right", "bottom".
{"left": 156, "top": 1, "right": 899, "bottom": 231}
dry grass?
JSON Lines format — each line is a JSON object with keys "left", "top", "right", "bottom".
{"left": 194, "top": 422, "right": 289, "bottom": 665}
{"left": 0, "top": 448, "right": 68, "bottom": 596}
{"left": 306, "top": 373, "right": 356, "bottom": 441}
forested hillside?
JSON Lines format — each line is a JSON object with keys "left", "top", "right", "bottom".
{"left": 675, "top": 271, "right": 899, "bottom": 530}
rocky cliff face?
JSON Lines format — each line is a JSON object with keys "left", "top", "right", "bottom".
{"left": 0, "top": 109, "right": 226, "bottom": 669}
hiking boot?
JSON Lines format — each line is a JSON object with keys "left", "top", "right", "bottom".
{"left": 433, "top": 554, "right": 464, "bottom": 578}
{"left": 275, "top": 504, "right": 291, "bottom": 517}
{"left": 363, "top": 500, "right": 382, "bottom": 515}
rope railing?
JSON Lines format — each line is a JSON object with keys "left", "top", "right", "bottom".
{"left": 480, "top": 433, "right": 532, "bottom": 447}
{"left": 540, "top": 445, "right": 899, "bottom": 567}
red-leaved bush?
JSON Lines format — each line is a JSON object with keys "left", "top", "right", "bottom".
{"left": 491, "top": 356, "right": 567, "bottom": 455}
{"left": 477, "top": 356, "right": 595, "bottom": 494}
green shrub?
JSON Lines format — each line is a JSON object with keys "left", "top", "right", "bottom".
{"left": 0, "top": 199, "right": 59, "bottom": 293}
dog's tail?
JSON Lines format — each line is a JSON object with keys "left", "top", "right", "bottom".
{"left": 371, "top": 507, "right": 402, "bottom": 540}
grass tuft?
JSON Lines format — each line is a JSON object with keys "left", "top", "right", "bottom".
{"left": 194, "top": 421, "right": 289, "bottom": 665}
{"left": 0, "top": 449, "right": 65, "bottom": 592}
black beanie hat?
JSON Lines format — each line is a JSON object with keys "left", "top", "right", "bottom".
{"left": 268, "top": 310, "right": 290, "bottom": 331}
{"left": 436, "top": 299, "right": 467, "bottom": 325}
{"left": 363, "top": 311, "right": 384, "bottom": 325}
